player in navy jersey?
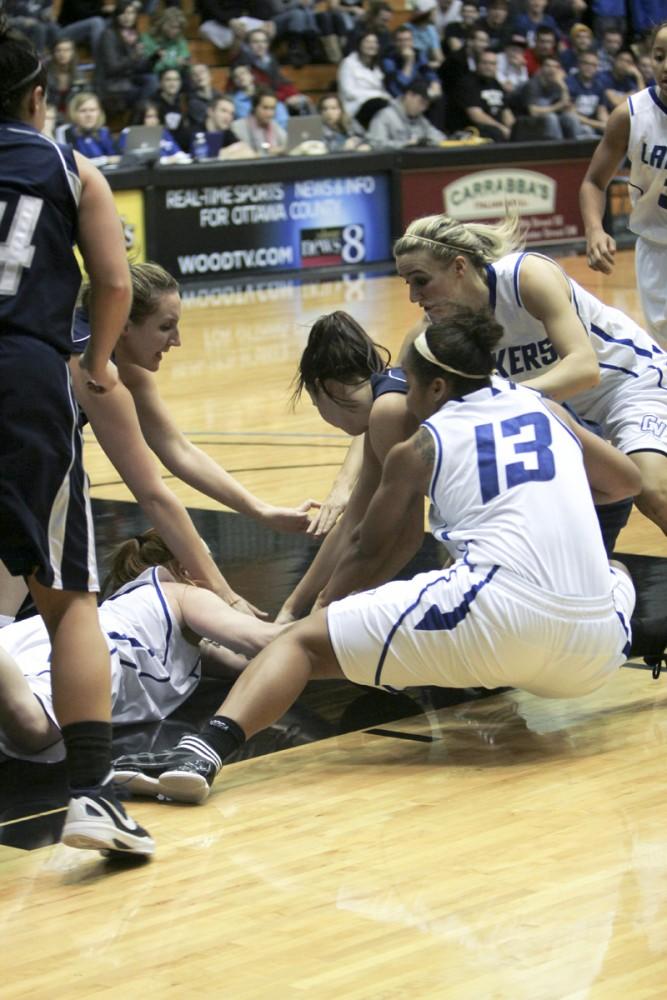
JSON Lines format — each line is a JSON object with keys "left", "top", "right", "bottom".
{"left": 393, "top": 211, "right": 667, "bottom": 545}
{"left": 581, "top": 21, "right": 667, "bottom": 343}
{"left": 276, "top": 310, "right": 418, "bottom": 623}
{"left": 110, "top": 306, "right": 640, "bottom": 804}
{"left": 0, "top": 531, "right": 284, "bottom": 778}
{"left": 0, "top": 17, "right": 153, "bottom": 856}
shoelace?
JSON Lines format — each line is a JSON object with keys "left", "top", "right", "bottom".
{"left": 644, "top": 652, "right": 664, "bottom": 680}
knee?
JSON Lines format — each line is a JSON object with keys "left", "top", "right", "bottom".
{"left": 635, "top": 482, "right": 667, "bottom": 534}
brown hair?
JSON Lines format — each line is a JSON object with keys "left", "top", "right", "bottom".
{"left": 101, "top": 529, "right": 192, "bottom": 598}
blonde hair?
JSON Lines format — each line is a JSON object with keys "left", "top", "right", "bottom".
{"left": 81, "top": 260, "right": 179, "bottom": 323}
{"left": 393, "top": 212, "right": 524, "bottom": 267}
{"left": 101, "top": 529, "right": 192, "bottom": 598}
{"left": 67, "top": 90, "right": 105, "bottom": 127}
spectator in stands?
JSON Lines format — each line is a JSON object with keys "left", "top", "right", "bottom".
{"left": 46, "top": 37, "right": 90, "bottom": 122}
{"left": 367, "top": 78, "right": 446, "bottom": 148}
{"left": 6, "top": 0, "right": 58, "bottom": 55}
{"left": 141, "top": 6, "right": 191, "bottom": 77}
{"left": 458, "top": 47, "right": 515, "bottom": 141}
{"left": 268, "top": 0, "right": 320, "bottom": 67}
{"left": 193, "top": 94, "right": 256, "bottom": 158}
{"left": 496, "top": 32, "right": 529, "bottom": 101}
{"left": 382, "top": 24, "right": 441, "bottom": 98}
{"left": 435, "top": 0, "right": 463, "bottom": 37}
{"left": 407, "top": 0, "right": 445, "bottom": 70}
{"left": 317, "top": 92, "right": 371, "bottom": 151}
{"left": 117, "top": 99, "right": 187, "bottom": 162}
{"left": 442, "top": 1, "right": 480, "bottom": 53}
{"left": 548, "top": 0, "right": 588, "bottom": 36}
{"left": 511, "top": 0, "right": 560, "bottom": 48}
{"left": 186, "top": 62, "right": 223, "bottom": 130}
{"left": 155, "top": 65, "right": 194, "bottom": 150}
{"left": 234, "top": 27, "right": 313, "bottom": 114}
{"left": 62, "top": 90, "right": 120, "bottom": 167}
{"left": 592, "top": 5, "right": 625, "bottom": 41}
{"left": 478, "top": 0, "right": 512, "bottom": 53}
{"left": 196, "top": 0, "right": 275, "bottom": 56}
{"left": 335, "top": 0, "right": 365, "bottom": 52}
{"left": 636, "top": 51, "right": 655, "bottom": 87}
{"left": 596, "top": 26, "right": 623, "bottom": 74}
{"left": 95, "top": 0, "right": 159, "bottom": 116}
{"left": 598, "top": 48, "right": 642, "bottom": 109}
{"left": 560, "top": 21, "right": 596, "bottom": 73}
{"left": 57, "top": 0, "right": 112, "bottom": 58}
{"left": 519, "top": 53, "right": 591, "bottom": 138}
{"left": 337, "top": 30, "right": 391, "bottom": 129}
{"left": 567, "top": 51, "right": 607, "bottom": 134}
{"left": 231, "top": 86, "right": 287, "bottom": 154}
{"left": 229, "top": 62, "right": 290, "bottom": 125}
{"left": 348, "top": 2, "right": 394, "bottom": 58}
{"left": 524, "top": 24, "right": 558, "bottom": 75}
{"left": 314, "top": 0, "right": 354, "bottom": 63}
{"left": 439, "top": 24, "right": 490, "bottom": 130}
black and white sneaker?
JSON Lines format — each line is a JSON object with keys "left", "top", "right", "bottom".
{"left": 61, "top": 775, "right": 155, "bottom": 857}
{"left": 113, "top": 736, "right": 222, "bottom": 804}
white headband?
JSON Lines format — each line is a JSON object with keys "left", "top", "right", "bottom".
{"left": 413, "top": 331, "right": 489, "bottom": 379}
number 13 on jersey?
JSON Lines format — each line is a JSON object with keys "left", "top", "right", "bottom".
{"left": 475, "top": 411, "right": 556, "bottom": 503}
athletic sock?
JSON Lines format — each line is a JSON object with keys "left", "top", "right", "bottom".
{"left": 198, "top": 715, "right": 246, "bottom": 763}
{"left": 61, "top": 720, "right": 112, "bottom": 791}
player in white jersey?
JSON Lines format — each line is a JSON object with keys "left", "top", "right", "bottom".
{"left": 393, "top": 211, "right": 667, "bottom": 539}
{"left": 109, "top": 307, "right": 640, "bottom": 804}
{"left": 0, "top": 531, "right": 283, "bottom": 783}
{"left": 580, "top": 21, "right": 667, "bottom": 343}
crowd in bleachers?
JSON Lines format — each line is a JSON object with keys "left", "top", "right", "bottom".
{"left": 6, "top": 0, "right": 662, "bottom": 163}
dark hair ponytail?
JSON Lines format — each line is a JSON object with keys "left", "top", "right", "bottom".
{"left": 0, "top": 15, "right": 47, "bottom": 119}
{"left": 291, "top": 310, "right": 390, "bottom": 407}
{"left": 407, "top": 304, "right": 503, "bottom": 394}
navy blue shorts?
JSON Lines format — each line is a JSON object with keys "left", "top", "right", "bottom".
{"left": 0, "top": 335, "right": 98, "bottom": 592}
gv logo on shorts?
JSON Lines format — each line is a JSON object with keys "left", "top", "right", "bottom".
{"left": 640, "top": 415, "right": 667, "bottom": 438}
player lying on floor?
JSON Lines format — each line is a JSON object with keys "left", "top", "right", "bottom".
{"left": 0, "top": 531, "right": 283, "bottom": 771}
{"left": 111, "top": 304, "right": 645, "bottom": 804}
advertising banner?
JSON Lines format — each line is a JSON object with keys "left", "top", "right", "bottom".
{"left": 153, "top": 174, "right": 392, "bottom": 279}
{"left": 113, "top": 189, "right": 146, "bottom": 262}
{"left": 401, "top": 159, "right": 590, "bottom": 246}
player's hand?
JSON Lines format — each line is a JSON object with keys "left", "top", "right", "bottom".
{"left": 275, "top": 604, "right": 298, "bottom": 624}
{"left": 306, "top": 495, "right": 347, "bottom": 537}
{"left": 259, "top": 500, "right": 321, "bottom": 533}
{"left": 586, "top": 230, "right": 616, "bottom": 274}
{"left": 228, "top": 593, "right": 268, "bottom": 619}
{"left": 78, "top": 352, "right": 118, "bottom": 394}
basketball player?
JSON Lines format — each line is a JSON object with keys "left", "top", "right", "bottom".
{"left": 393, "top": 212, "right": 667, "bottom": 539}
{"left": 0, "top": 531, "right": 284, "bottom": 770}
{"left": 277, "top": 311, "right": 418, "bottom": 623}
{"left": 0, "top": 18, "right": 152, "bottom": 855}
{"left": 111, "top": 306, "right": 640, "bottom": 804}
{"left": 580, "top": 20, "right": 667, "bottom": 343}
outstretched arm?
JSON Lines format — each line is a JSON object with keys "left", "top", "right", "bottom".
{"left": 306, "top": 433, "right": 364, "bottom": 537}
{"left": 579, "top": 103, "right": 630, "bottom": 275}
{"left": 318, "top": 427, "right": 432, "bottom": 605}
{"left": 161, "top": 582, "right": 284, "bottom": 658}
{"left": 71, "top": 364, "right": 243, "bottom": 607}
{"left": 517, "top": 255, "right": 600, "bottom": 401}
{"left": 546, "top": 401, "right": 642, "bottom": 504}
{"left": 121, "top": 363, "right": 318, "bottom": 533}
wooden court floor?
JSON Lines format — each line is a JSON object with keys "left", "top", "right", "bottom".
{"left": 2, "top": 251, "right": 667, "bottom": 998}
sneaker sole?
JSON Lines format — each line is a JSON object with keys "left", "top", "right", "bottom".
{"left": 62, "top": 821, "right": 155, "bottom": 856}
{"left": 113, "top": 768, "right": 211, "bottom": 804}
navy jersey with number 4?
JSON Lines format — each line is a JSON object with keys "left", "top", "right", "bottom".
{"left": 0, "top": 120, "right": 82, "bottom": 354}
